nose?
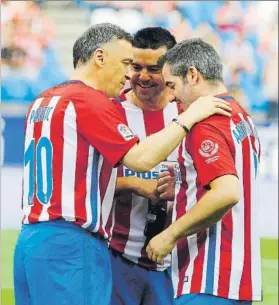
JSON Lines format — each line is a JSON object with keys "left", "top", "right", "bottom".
{"left": 168, "top": 91, "right": 176, "bottom": 102}
{"left": 138, "top": 70, "right": 150, "bottom": 82}
{"left": 125, "top": 65, "right": 133, "bottom": 80}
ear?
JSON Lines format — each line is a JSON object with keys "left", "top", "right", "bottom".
{"left": 93, "top": 48, "right": 107, "bottom": 67}
{"left": 186, "top": 66, "right": 199, "bottom": 85}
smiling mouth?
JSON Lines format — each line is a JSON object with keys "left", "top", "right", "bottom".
{"left": 137, "top": 84, "right": 155, "bottom": 89}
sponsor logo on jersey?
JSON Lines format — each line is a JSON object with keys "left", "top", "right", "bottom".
{"left": 124, "top": 161, "right": 181, "bottom": 183}
{"left": 199, "top": 140, "right": 219, "bottom": 157}
{"left": 117, "top": 123, "right": 135, "bottom": 141}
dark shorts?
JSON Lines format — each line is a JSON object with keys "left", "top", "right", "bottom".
{"left": 109, "top": 248, "right": 174, "bottom": 305}
{"left": 14, "top": 220, "right": 111, "bottom": 305}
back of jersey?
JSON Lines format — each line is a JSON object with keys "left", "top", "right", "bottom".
{"left": 23, "top": 87, "right": 65, "bottom": 225}
{"left": 22, "top": 81, "right": 139, "bottom": 239}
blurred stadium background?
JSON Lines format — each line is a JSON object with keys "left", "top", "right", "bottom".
{"left": 1, "top": 1, "right": 278, "bottom": 304}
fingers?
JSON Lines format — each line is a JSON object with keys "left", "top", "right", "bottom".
{"left": 158, "top": 171, "right": 170, "bottom": 180}
{"left": 157, "top": 176, "right": 172, "bottom": 188}
{"left": 215, "top": 103, "right": 232, "bottom": 112}
{"left": 167, "top": 165, "right": 176, "bottom": 177}
{"left": 215, "top": 108, "right": 232, "bottom": 117}
{"left": 146, "top": 247, "right": 164, "bottom": 264}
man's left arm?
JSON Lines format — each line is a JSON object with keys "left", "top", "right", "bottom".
{"left": 146, "top": 175, "right": 240, "bottom": 264}
{"left": 146, "top": 121, "right": 240, "bottom": 264}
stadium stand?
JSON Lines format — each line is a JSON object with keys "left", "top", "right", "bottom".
{"left": 1, "top": 0, "right": 278, "bottom": 125}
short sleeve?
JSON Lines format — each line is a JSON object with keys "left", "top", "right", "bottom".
{"left": 76, "top": 90, "right": 139, "bottom": 167}
{"left": 189, "top": 122, "right": 237, "bottom": 189}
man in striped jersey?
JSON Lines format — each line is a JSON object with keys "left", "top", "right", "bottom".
{"left": 146, "top": 38, "right": 262, "bottom": 305}
{"left": 109, "top": 27, "right": 178, "bottom": 305}
{"left": 13, "top": 23, "right": 232, "bottom": 305}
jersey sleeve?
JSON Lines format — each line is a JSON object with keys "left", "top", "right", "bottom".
{"left": 189, "top": 122, "right": 238, "bottom": 189}
{"left": 76, "top": 90, "right": 139, "bottom": 167}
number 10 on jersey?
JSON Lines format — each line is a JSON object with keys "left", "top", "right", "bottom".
{"left": 24, "top": 137, "right": 53, "bottom": 205}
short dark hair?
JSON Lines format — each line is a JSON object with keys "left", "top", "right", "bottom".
{"left": 73, "top": 23, "right": 133, "bottom": 69}
{"left": 159, "top": 38, "right": 223, "bottom": 83}
{"left": 133, "top": 27, "right": 176, "bottom": 51}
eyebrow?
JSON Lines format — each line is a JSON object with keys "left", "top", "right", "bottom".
{"left": 123, "top": 58, "right": 133, "bottom": 64}
{"left": 131, "top": 63, "right": 161, "bottom": 69}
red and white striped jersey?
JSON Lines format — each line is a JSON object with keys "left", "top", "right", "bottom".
{"left": 109, "top": 96, "right": 180, "bottom": 270}
{"left": 22, "top": 81, "right": 138, "bottom": 239}
{"left": 172, "top": 94, "right": 262, "bottom": 301}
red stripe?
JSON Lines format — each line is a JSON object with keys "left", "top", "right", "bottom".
{"left": 142, "top": 109, "right": 165, "bottom": 135}
{"left": 190, "top": 231, "right": 207, "bottom": 293}
{"left": 217, "top": 119, "right": 237, "bottom": 297}
{"left": 109, "top": 197, "right": 132, "bottom": 252}
{"left": 73, "top": 129, "right": 89, "bottom": 226}
{"left": 48, "top": 100, "right": 68, "bottom": 220}
{"left": 28, "top": 97, "right": 51, "bottom": 223}
{"left": 239, "top": 133, "right": 252, "bottom": 299}
{"left": 177, "top": 239, "right": 190, "bottom": 297}
{"left": 217, "top": 211, "right": 233, "bottom": 297}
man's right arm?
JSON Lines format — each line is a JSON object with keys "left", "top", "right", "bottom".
{"left": 121, "top": 96, "right": 232, "bottom": 172}
{"left": 78, "top": 92, "right": 231, "bottom": 173}
{"left": 115, "top": 177, "right": 159, "bottom": 202}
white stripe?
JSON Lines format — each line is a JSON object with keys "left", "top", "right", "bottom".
{"left": 200, "top": 228, "right": 209, "bottom": 293}
{"left": 61, "top": 102, "right": 77, "bottom": 221}
{"left": 82, "top": 146, "right": 94, "bottom": 229}
{"left": 212, "top": 221, "right": 222, "bottom": 294}
{"left": 109, "top": 198, "right": 117, "bottom": 239}
{"left": 228, "top": 118, "right": 245, "bottom": 299}
{"left": 101, "top": 167, "right": 117, "bottom": 238}
{"left": 200, "top": 228, "right": 210, "bottom": 293}
{"left": 122, "top": 101, "right": 146, "bottom": 140}
{"left": 120, "top": 101, "right": 147, "bottom": 262}
{"left": 247, "top": 116, "right": 260, "bottom": 156}
{"left": 39, "top": 96, "right": 60, "bottom": 222}
{"left": 247, "top": 118, "right": 262, "bottom": 298}
{"left": 181, "top": 141, "right": 199, "bottom": 294}
{"left": 23, "top": 98, "right": 44, "bottom": 224}
{"left": 124, "top": 193, "right": 148, "bottom": 263}
{"left": 172, "top": 188, "right": 179, "bottom": 298}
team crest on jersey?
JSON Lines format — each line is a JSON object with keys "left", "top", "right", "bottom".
{"left": 117, "top": 123, "right": 134, "bottom": 141}
{"left": 199, "top": 140, "right": 219, "bottom": 158}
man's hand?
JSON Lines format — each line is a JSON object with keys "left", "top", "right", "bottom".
{"left": 133, "top": 178, "right": 159, "bottom": 202}
{"left": 146, "top": 228, "right": 177, "bottom": 264}
{"left": 156, "top": 165, "right": 176, "bottom": 201}
{"left": 179, "top": 96, "right": 232, "bottom": 130}
{"left": 115, "top": 177, "right": 158, "bottom": 202}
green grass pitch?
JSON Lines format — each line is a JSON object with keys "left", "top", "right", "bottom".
{"left": 1, "top": 230, "right": 278, "bottom": 305}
